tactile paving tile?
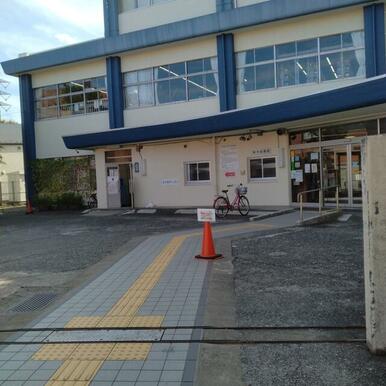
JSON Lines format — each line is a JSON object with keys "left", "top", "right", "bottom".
{"left": 33, "top": 344, "right": 78, "bottom": 360}
{"left": 48, "top": 359, "right": 102, "bottom": 382}
{"left": 107, "top": 343, "right": 152, "bottom": 360}
{"left": 70, "top": 344, "right": 114, "bottom": 360}
{"left": 97, "top": 316, "right": 134, "bottom": 328}
{"left": 129, "top": 315, "right": 164, "bottom": 327}
{"left": 65, "top": 317, "right": 102, "bottom": 328}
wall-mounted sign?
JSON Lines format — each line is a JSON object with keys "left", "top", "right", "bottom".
{"left": 197, "top": 208, "right": 216, "bottom": 223}
{"left": 220, "top": 145, "right": 239, "bottom": 176}
{"left": 161, "top": 179, "right": 178, "bottom": 186}
{"left": 225, "top": 171, "right": 236, "bottom": 177}
{"left": 252, "top": 148, "right": 271, "bottom": 155}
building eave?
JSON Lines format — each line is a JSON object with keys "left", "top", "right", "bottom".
{"left": 63, "top": 75, "right": 386, "bottom": 150}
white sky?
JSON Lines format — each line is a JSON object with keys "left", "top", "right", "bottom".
{"left": 0, "top": 0, "right": 104, "bottom": 122}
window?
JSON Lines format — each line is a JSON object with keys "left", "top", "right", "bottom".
{"left": 237, "top": 30, "right": 365, "bottom": 94}
{"left": 185, "top": 162, "right": 210, "bottom": 183}
{"left": 249, "top": 157, "right": 277, "bottom": 180}
{"left": 34, "top": 76, "right": 108, "bottom": 121}
{"left": 120, "top": 0, "right": 174, "bottom": 12}
{"left": 123, "top": 57, "right": 218, "bottom": 109}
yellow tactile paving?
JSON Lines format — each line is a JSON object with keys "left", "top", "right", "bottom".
{"left": 35, "top": 223, "right": 270, "bottom": 385}
{"left": 47, "top": 382, "right": 89, "bottom": 386}
{"left": 107, "top": 343, "right": 152, "bottom": 361}
{"left": 65, "top": 317, "right": 102, "bottom": 328}
{"left": 70, "top": 344, "right": 114, "bottom": 361}
{"left": 33, "top": 344, "right": 78, "bottom": 361}
{"left": 129, "top": 315, "right": 164, "bottom": 327}
{"left": 48, "top": 360, "right": 103, "bottom": 382}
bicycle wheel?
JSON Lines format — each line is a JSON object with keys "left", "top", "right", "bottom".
{"left": 214, "top": 196, "right": 229, "bottom": 218}
{"left": 238, "top": 196, "right": 250, "bottom": 216}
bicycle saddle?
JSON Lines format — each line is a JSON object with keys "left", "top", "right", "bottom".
{"left": 222, "top": 190, "right": 229, "bottom": 194}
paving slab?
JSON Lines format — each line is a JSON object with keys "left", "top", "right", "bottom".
{"left": 0, "top": 210, "right": 319, "bottom": 385}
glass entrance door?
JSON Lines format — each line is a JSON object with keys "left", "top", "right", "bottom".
{"left": 290, "top": 148, "right": 321, "bottom": 204}
{"left": 322, "top": 146, "right": 349, "bottom": 205}
{"left": 322, "top": 144, "right": 362, "bottom": 206}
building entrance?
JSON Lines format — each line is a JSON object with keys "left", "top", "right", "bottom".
{"left": 291, "top": 143, "right": 362, "bottom": 207}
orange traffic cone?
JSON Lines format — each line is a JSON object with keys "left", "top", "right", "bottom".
{"left": 195, "top": 222, "right": 223, "bottom": 260}
{"left": 26, "top": 200, "right": 33, "bottom": 215}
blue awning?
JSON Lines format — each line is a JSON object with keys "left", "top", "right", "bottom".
{"left": 63, "top": 76, "right": 386, "bottom": 149}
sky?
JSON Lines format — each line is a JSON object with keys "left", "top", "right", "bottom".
{"left": 0, "top": 0, "right": 104, "bottom": 122}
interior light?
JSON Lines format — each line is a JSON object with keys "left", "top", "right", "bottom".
{"left": 326, "top": 57, "right": 338, "bottom": 79}
{"left": 159, "top": 66, "right": 216, "bottom": 95}
{"left": 296, "top": 61, "right": 308, "bottom": 76}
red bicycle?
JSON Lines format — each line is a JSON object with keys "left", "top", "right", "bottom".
{"left": 213, "top": 184, "right": 250, "bottom": 218}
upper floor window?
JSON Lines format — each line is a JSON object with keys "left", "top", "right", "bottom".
{"left": 236, "top": 31, "right": 365, "bottom": 94}
{"left": 120, "top": 0, "right": 171, "bottom": 12}
{"left": 34, "top": 76, "right": 108, "bottom": 121}
{"left": 123, "top": 57, "right": 218, "bottom": 109}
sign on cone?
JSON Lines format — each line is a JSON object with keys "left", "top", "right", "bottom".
{"left": 195, "top": 221, "right": 222, "bottom": 260}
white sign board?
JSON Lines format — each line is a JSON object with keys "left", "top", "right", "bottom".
{"left": 220, "top": 145, "right": 240, "bottom": 174}
{"left": 161, "top": 179, "right": 178, "bottom": 186}
{"left": 197, "top": 208, "right": 216, "bottom": 223}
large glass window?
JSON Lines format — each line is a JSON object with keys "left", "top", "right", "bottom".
{"left": 237, "top": 30, "right": 365, "bottom": 94}
{"left": 123, "top": 57, "right": 218, "bottom": 109}
{"left": 34, "top": 76, "right": 108, "bottom": 121}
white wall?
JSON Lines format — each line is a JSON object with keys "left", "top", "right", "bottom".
{"left": 35, "top": 113, "right": 109, "bottom": 159}
{"left": 118, "top": 0, "right": 216, "bottom": 35}
{"left": 216, "top": 132, "right": 291, "bottom": 206}
{"left": 234, "top": 7, "right": 365, "bottom": 110}
{"left": 131, "top": 140, "right": 216, "bottom": 207}
{"left": 124, "top": 98, "right": 218, "bottom": 128}
{"left": 110, "top": 132, "right": 291, "bottom": 208}
{"left": 120, "top": 37, "right": 217, "bottom": 72}
{"left": 31, "top": 59, "right": 106, "bottom": 88}
{"left": 0, "top": 144, "right": 24, "bottom": 174}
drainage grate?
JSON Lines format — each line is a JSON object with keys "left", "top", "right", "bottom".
{"left": 11, "top": 293, "right": 57, "bottom": 313}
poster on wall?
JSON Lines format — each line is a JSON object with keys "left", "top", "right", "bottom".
{"left": 294, "top": 170, "right": 304, "bottom": 183}
{"left": 107, "top": 176, "right": 119, "bottom": 195}
{"left": 220, "top": 145, "right": 239, "bottom": 177}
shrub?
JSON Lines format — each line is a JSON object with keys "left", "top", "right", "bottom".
{"left": 34, "top": 194, "right": 56, "bottom": 211}
{"left": 34, "top": 192, "right": 84, "bottom": 211}
{"left": 56, "top": 192, "right": 84, "bottom": 210}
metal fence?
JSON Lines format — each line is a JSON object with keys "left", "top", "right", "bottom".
{"left": 0, "top": 180, "right": 26, "bottom": 205}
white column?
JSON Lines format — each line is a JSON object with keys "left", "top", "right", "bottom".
{"left": 95, "top": 149, "right": 108, "bottom": 209}
{"left": 363, "top": 135, "right": 386, "bottom": 354}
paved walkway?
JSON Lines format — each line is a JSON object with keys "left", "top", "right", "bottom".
{"left": 0, "top": 212, "right": 313, "bottom": 386}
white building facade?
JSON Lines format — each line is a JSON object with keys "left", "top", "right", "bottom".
{"left": 2, "top": 0, "right": 386, "bottom": 209}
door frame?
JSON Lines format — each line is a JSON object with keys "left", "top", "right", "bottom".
{"left": 290, "top": 138, "right": 363, "bottom": 208}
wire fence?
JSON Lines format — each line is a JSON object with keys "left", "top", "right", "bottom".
{"left": 0, "top": 180, "right": 26, "bottom": 206}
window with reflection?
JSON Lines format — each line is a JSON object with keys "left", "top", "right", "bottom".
{"left": 237, "top": 30, "right": 365, "bottom": 94}
{"left": 249, "top": 157, "right": 277, "bottom": 180}
{"left": 120, "top": 0, "right": 173, "bottom": 12}
{"left": 123, "top": 57, "right": 218, "bottom": 109}
{"left": 34, "top": 76, "right": 108, "bottom": 120}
